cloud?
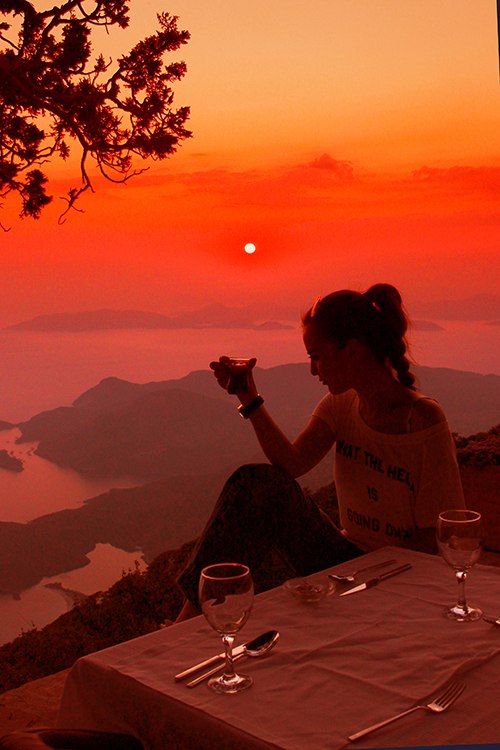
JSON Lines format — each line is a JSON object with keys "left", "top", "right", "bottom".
{"left": 41, "top": 156, "right": 500, "bottom": 261}
{"left": 411, "top": 166, "right": 500, "bottom": 196}
{"left": 307, "top": 154, "right": 354, "bottom": 180}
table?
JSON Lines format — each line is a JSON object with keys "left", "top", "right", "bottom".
{"left": 57, "top": 547, "right": 500, "bottom": 749}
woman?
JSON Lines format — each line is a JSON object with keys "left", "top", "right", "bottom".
{"left": 176, "top": 284, "right": 465, "bottom": 621}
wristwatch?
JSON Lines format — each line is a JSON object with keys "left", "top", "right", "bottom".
{"left": 238, "top": 395, "right": 264, "bottom": 419}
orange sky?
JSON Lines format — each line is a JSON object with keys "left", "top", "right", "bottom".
{"left": 1, "top": 0, "right": 499, "bottom": 326}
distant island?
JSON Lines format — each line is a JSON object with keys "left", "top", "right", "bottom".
{"left": 4, "top": 306, "right": 445, "bottom": 333}
{"left": 0, "top": 450, "right": 23, "bottom": 473}
{"left": 411, "top": 320, "right": 444, "bottom": 331}
{"left": 6, "top": 305, "right": 294, "bottom": 332}
{"left": 8, "top": 292, "right": 500, "bottom": 333}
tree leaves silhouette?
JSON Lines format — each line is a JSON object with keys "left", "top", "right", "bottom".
{"left": 0, "top": 0, "right": 191, "bottom": 226}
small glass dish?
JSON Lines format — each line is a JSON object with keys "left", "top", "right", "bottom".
{"left": 282, "top": 576, "right": 334, "bottom": 603}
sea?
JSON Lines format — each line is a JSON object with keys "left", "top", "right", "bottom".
{"left": 0, "top": 321, "right": 499, "bottom": 645}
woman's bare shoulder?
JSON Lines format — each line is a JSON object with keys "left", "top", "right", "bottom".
{"left": 409, "top": 396, "right": 447, "bottom": 432}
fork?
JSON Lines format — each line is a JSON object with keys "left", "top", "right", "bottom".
{"left": 482, "top": 615, "right": 500, "bottom": 626}
{"left": 348, "top": 680, "right": 465, "bottom": 742}
{"left": 328, "top": 558, "right": 396, "bottom": 583}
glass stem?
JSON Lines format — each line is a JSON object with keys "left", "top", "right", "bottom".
{"left": 222, "top": 635, "right": 235, "bottom": 678}
{"left": 456, "top": 570, "right": 468, "bottom": 612}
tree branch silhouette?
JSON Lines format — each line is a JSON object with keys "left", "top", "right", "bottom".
{"left": 0, "top": 0, "right": 191, "bottom": 224}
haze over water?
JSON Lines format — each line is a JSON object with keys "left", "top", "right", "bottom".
{"left": 0, "top": 430, "right": 137, "bottom": 523}
{"left": 1, "top": 322, "right": 499, "bottom": 424}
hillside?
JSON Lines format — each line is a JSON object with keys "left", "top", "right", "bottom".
{"left": 0, "top": 471, "right": 232, "bottom": 596}
{"left": 0, "top": 541, "right": 195, "bottom": 693}
{"left": 26, "top": 389, "right": 263, "bottom": 479}
{"left": 455, "top": 425, "right": 500, "bottom": 467}
{"left": 11, "top": 364, "right": 500, "bottom": 483}
{"left": 0, "top": 455, "right": 333, "bottom": 598}
{"left": 14, "top": 364, "right": 327, "bottom": 479}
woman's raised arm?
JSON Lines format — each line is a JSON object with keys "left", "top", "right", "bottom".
{"left": 247, "top": 408, "right": 335, "bottom": 478}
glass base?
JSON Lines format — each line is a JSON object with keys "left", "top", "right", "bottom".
{"left": 442, "top": 604, "right": 482, "bottom": 622}
{"left": 208, "top": 672, "right": 253, "bottom": 694}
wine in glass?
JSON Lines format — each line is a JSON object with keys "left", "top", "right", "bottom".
{"left": 199, "top": 563, "right": 254, "bottom": 694}
{"left": 436, "top": 509, "right": 482, "bottom": 622}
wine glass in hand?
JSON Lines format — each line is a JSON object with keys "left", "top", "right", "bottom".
{"left": 199, "top": 563, "right": 254, "bottom": 693}
{"left": 436, "top": 509, "right": 482, "bottom": 622}
{"left": 209, "top": 357, "right": 257, "bottom": 396}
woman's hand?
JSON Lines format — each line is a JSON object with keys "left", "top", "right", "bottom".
{"left": 209, "top": 356, "right": 258, "bottom": 404}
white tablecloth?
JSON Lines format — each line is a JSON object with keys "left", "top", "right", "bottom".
{"left": 58, "top": 547, "right": 500, "bottom": 749}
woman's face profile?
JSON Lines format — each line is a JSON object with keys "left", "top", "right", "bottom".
{"left": 303, "top": 323, "right": 353, "bottom": 395}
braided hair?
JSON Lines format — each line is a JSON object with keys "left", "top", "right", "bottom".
{"left": 302, "top": 284, "right": 416, "bottom": 390}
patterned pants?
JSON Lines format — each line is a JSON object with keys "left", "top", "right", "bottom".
{"left": 177, "top": 463, "right": 362, "bottom": 607}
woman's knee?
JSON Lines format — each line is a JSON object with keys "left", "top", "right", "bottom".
{"left": 221, "top": 463, "right": 301, "bottom": 516}
{"left": 228, "top": 463, "right": 296, "bottom": 487}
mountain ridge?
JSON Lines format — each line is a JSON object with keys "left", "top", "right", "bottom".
{"left": 8, "top": 363, "right": 500, "bottom": 483}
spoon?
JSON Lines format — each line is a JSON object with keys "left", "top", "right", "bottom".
{"left": 186, "top": 630, "right": 280, "bottom": 688}
{"left": 328, "top": 558, "right": 396, "bottom": 583}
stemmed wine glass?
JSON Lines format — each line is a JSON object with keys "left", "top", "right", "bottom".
{"left": 436, "top": 509, "right": 482, "bottom": 622}
{"left": 199, "top": 563, "right": 254, "bottom": 694}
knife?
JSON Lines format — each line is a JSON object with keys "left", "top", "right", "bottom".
{"left": 174, "top": 634, "right": 263, "bottom": 681}
{"left": 339, "top": 563, "right": 412, "bottom": 597}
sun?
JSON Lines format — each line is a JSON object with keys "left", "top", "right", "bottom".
{"left": 244, "top": 243, "right": 256, "bottom": 254}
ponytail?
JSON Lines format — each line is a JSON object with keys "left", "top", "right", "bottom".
{"left": 363, "top": 284, "right": 416, "bottom": 389}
